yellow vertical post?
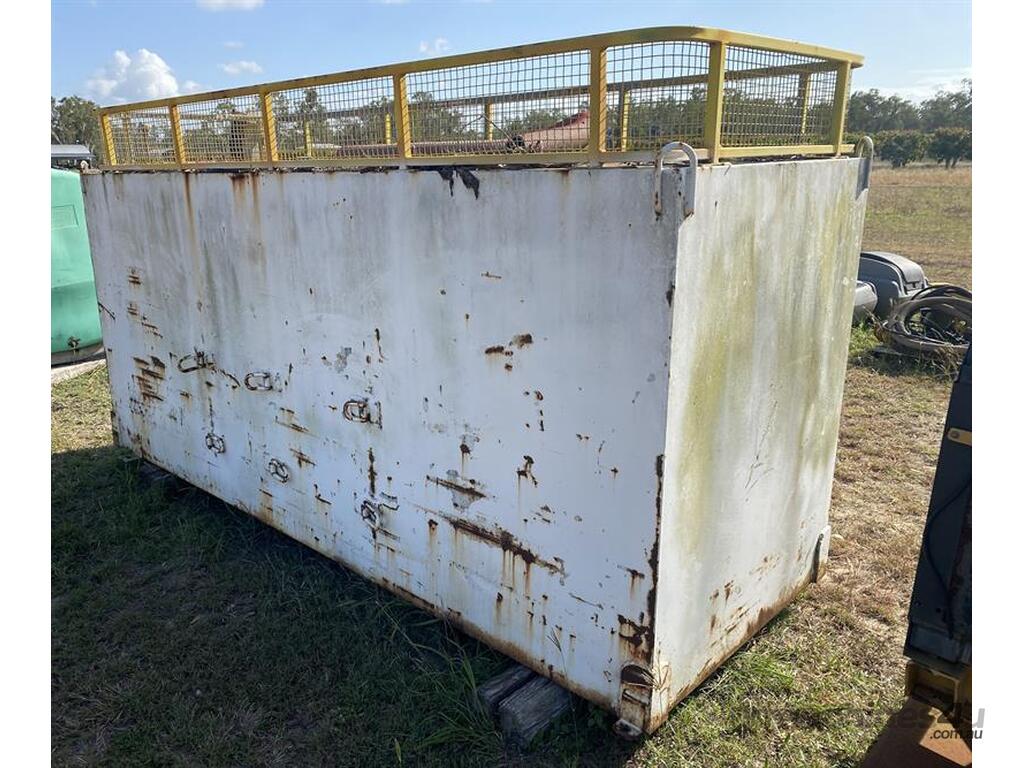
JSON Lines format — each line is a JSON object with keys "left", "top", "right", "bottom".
{"left": 393, "top": 73, "right": 412, "bottom": 161}
{"left": 384, "top": 112, "right": 392, "bottom": 145}
{"left": 99, "top": 113, "right": 117, "bottom": 166}
{"left": 830, "top": 61, "right": 852, "bottom": 155}
{"left": 797, "top": 72, "right": 811, "bottom": 139}
{"left": 303, "top": 121, "right": 313, "bottom": 158}
{"left": 484, "top": 101, "right": 494, "bottom": 141}
{"left": 169, "top": 104, "right": 185, "bottom": 167}
{"left": 703, "top": 42, "right": 727, "bottom": 163}
{"left": 588, "top": 46, "right": 607, "bottom": 161}
{"left": 618, "top": 89, "right": 631, "bottom": 151}
{"left": 260, "top": 90, "right": 279, "bottom": 164}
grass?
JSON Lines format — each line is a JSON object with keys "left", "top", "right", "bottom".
{"left": 52, "top": 164, "right": 971, "bottom": 767}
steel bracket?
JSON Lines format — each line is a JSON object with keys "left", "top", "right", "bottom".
{"left": 855, "top": 135, "right": 873, "bottom": 197}
{"left": 654, "top": 141, "right": 697, "bottom": 219}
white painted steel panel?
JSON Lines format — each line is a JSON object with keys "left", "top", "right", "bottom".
{"left": 82, "top": 158, "right": 866, "bottom": 733}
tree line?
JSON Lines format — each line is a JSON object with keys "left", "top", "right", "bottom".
{"left": 845, "top": 79, "right": 971, "bottom": 168}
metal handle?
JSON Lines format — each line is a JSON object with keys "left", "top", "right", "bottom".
{"left": 653, "top": 141, "right": 697, "bottom": 218}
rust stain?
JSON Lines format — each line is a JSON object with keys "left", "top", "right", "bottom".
{"left": 484, "top": 345, "right": 505, "bottom": 355}
{"left": 443, "top": 514, "right": 565, "bottom": 576}
{"left": 617, "top": 613, "right": 654, "bottom": 657}
{"left": 637, "top": 454, "right": 665, "bottom": 667}
{"left": 481, "top": 271, "right": 502, "bottom": 280}
{"left": 276, "top": 408, "right": 311, "bottom": 435}
{"left": 368, "top": 448, "right": 377, "bottom": 496}
{"left": 373, "top": 328, "right": 386, "bottom": 361}
{"left": 428, "top": 473, "right": 486, "bottom": 510}
{"left": 127, "top": 268, "right": 142, "bottom": 286}
{"left": 313, "top": 484, "right": 332, "bottom": 506}
{"left": 510, "top": 333, "right": 533, "bottom": 348}
{"left": 291, "top": 448, "right": 316, "bottom": 468}
{"left": 516, "top": 455, "right": 538, "bottom": 487}
{"left": 647, "top": 574, "right": 814, "bottom": 734}
{"left": 132, "top": 355, "right": 166, "bottom": 403}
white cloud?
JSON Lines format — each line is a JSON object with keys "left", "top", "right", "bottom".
{"left": 223, "top": 40, "right": 244, "bottom": 49}
{"left": 85, "top": 49, "right": 200, "bottom": 104}
{"left": 197, "top": 0, "right": 264, "bottom": 10}
{"left": 419, "top": 37, "right": 450, "bottom": 56}
{"left": 858, "top": 67, "right": 972, "bottom": 103}
{"left": 221, "top": 60, "right": 263, "bottom": 76}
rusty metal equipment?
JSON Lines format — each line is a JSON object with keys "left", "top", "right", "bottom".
{"left": 82, "top": 28, "right": 868, "bottom": 737}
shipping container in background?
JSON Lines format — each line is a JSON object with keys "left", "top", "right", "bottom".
{"left": 83, "top": 28, "right": 869, "bottom": 735}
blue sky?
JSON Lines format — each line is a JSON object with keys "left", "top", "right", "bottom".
{"left": 52, "top": 0, "right": 971, "bottom": 105}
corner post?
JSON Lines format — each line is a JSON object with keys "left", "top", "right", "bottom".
{"left": 703, "top": 42, "right": 727, "bottom": 164}
{"left": 99, "top": 113, "right": 117, "bottom": 166}
{"left": 831, "top": 61, "right": 852, "bottom": 155}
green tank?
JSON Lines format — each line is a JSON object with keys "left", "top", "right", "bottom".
{"left": 51, "top": 168, "right": 102, "bottom": 364}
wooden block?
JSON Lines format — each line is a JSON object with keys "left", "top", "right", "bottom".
{"left": 477, "top": 664, "right": 535, "bottom": 716}
{"left": 497, "top": 676, "right": 572, "bottom": 748}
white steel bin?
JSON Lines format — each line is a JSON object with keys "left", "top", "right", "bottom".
{"left": 83, "top": 156, "right": 867, "bottom": 733}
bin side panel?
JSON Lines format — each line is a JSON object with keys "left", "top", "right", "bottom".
{"left": 81, "top": 168, "right": 679, "bottom": 712}
{"left": 650, "top": 158, "right": 867, "bottom": 730}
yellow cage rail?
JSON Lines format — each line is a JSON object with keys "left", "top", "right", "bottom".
{"left": 96, "top": 26, "right": 862, "bottom": 170}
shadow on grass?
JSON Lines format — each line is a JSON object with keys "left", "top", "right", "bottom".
{"left": 52, "top": 444, "right": 639, "bottom": 768}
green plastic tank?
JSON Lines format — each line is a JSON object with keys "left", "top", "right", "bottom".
{"left": 51, "top": 168, "right": 102, "bottom": 364}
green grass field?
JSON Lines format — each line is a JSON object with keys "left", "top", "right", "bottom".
{"left": 52, "top": 165, "right": 971, "bottom": 767}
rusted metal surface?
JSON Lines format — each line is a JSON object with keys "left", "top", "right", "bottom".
{"left": 82, "top": 158, "right": 866, "bottom": 733}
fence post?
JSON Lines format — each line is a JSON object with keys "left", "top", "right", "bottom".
{"left": 260, "top": 90, "right": 279, "bottom": 165}
{"left": 618, "top": 89, "right": 631, "bottom": 151}
{"left": 704, "top": 42, "right": 727, "bottom": 163}
{"left": 830, "top": 61, "right": 851, "bottom": 155}
{"left": 169, "top": 104, "right": 185, "bottom": 168}
{"left": 797, "top": 73, "right": 811, "bottom": 140}
{"left": 588, "top": 46, "right": 607, "bottom": 162}
{"left": 393, "top": 74, "right": 412, "bottom": 161}
{"left": 484, "top": 101, "right": 494, "bottom": 141}
{"left": 303, "top": 121, "right": 313, "bottom": 158}
{"left": 99, "top": 113, "right": 117, "bottom": 166}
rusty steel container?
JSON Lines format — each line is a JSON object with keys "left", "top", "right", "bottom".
{"left": 82, "top": 156, "right": 868, "bottom": 735}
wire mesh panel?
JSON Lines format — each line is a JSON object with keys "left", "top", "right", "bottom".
{"left": 270, "top": 77, "right": 395, "bottom": 161}
{"left": 606, "top": 41, "right": 710, "bottom": 151}
{"left": 96, "top": 29, "right": 861, "bottom": 167}
{"left": 107, "top": 107, "right": 174, "bottom": 166}
{"left": 405, "top": 50, "right": 591, "bottom": 156}
{"left": 721, "top": 47, "right": 838, "bottom": 147}
{"left": 178, "top": 94, "right": 266, "bottom": 164}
